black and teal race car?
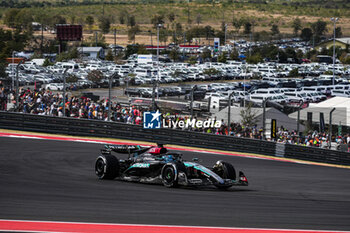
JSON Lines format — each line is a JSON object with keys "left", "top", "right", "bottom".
{"left": 95, "top": 144, "right": 248, "bottom": 190}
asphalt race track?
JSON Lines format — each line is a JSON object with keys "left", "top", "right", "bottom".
{"left": 0, "top": 137, "right": 350, "bottom": 231}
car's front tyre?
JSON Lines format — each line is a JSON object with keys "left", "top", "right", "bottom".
{"left": 161, "top": 165, "right": 178, "bottom": 188}
{"left": 95, "top": 155, "right": 120, "bottom": 180}
{"left": 213, "top": 161, "right": 236, "bottom": 190}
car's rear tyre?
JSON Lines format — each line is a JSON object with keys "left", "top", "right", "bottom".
{"left": 95, "top": 155, "right": 120, "bottom": 180}
{"left": 161, "top": 165, "right": 178, "bottom": 188}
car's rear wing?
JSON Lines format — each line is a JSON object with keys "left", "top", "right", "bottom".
{"left": 101, "top": 144, "right": 151, "bottom": 156}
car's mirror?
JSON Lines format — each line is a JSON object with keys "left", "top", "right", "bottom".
{"left": 192, "top": 158, "right": 199, "bottom": 162}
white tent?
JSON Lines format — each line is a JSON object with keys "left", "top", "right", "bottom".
{"left": 289, "top": 97, "right": 350, "bottom": 127}
{"left": 215, "top": 106, "right": 304, "bottom": 132}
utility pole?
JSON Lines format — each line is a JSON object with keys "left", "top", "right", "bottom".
{"left": 329, "top": 108, "right": 336, "bottom": 149}
{"left": 262, "top": 99, "right": 267, "bottom": 139}
{"left": 95, "top": 31, "right": 98, "bottom": 47}
{"left": 243, "top": 64, "right": 247, "bottom": 108}
{"left": 62, "top": 68, "right": 69, "bottom": 117}
{"left": 150, "top": 30, "right": 153, "bottom": 47}
{"left": 227, "top": 91, "right": 235, "bottom": 134}
{"left": 156, "top": 24, "right": 162, "bottom": 100}
{"left": 190, "top": 85, "right": 197, "bottom": 119}
{"left": 224, "top": 24, "right": 228, "bottom": 46}
{"left": 11, "top": 51, "right": 15, "bottom": 91}
{"left": 108, "top": 74, "right": 112, "bottom": 121}
{"left": 331, "top": 17, "right": 339, "bottom": 86}
{"left": 108, "top": 72, "right": 119, "bottom": 121}
{"left": 296, "top": 101, "right": 304, "bottom": 136}
{"left": 114, "top": 29, "right": 117, "bottom": 56}
{"left": 183, "top": 31, "right": 186, "bottom": 59}
{"left": 41, "top": 22, "right": 44, "bottom": 55}
{"left": 15, "top": 60, "right": 24, "bottom": 112}
{"left": 249, "top": 33, "right": 252, "bottom": 57}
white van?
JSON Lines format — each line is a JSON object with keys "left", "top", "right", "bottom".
{"left": 284, "top": 92, "right": 310, "bottom": 103}
{"left": 331, "top": 90, "right": 350, "bottom": 97}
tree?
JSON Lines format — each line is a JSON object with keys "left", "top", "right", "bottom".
{"left": 56, "top": 47, "right": 79, "bottom": 62}
{"left": 136, "top": 45, "right": 148, "bottom": 54}
{"left": 168, "top": 12, "right": 175, "bottom": 23}
{"left": 215, "top": 30, "right": 225, "bottom": 44}
{"left": 151, "top": 14, "right": 165, "bottom": 28}
{"left": 119, "top": 14, "right": 125, "bottom": 24}
{"left": 254, "top": 30, "right": 270, "bottom": 42}
{"left": 289, "top": 68, "right": 299, "bottom": 77}
{"left": 175, "top": 22, "right": 183, "bottom": 33}
{"left": 14, "top": 9, "right": 33, "bottom": 31}
{"left": 204, "top": 25, "right": 214, "bottom": 40}
{"left": 311, "top": 20, "right": 327, "bottom": 42}
{"left": 292, "top": 18, "right": 302, "bottom": 36}
{"left": 203, "top": 68, "right": 220, "bottom": 76}
{"left": 85, "top": 16, "right": 94, "bottom": 31}
{"left": 85, "top": 32, "right": 106, "bottom": 47}
{"left": 300, "top": 28, "right": 313, "bottom": 41}
{"left": 169, "top": 47, "right": 179, "bottom": 62}
{"left": 128, "top": 25, "right": 140, "bottom": 43}
{"left": 127, "top": 15, "right": 136, "bottom": 27}
{"left": 201, "top": 48, "right": 211, "bottom": 61}
{"left": 105, "top": 49, "right": 114, "bottom": 61}
{"left": 70, "top": 15, "right": 76, "bottom": 24}
{"left": 66, "top": 74, "right": 78, "bottom": 83}
{"left": 98, "top": 16, "right": 111, "bottom": 34}
{"left": 186, "top": 5, "right": 191, "bottom": 25}
{"left": 340, "top": 52, "right": 350, "bottom": 64}
{"left": 232, "top": 18, "right": 243, "bottom": 33}
{"left": 335, "top": 26, "right": 342, "bottom": 38}
{"left": 0, "top": 62, "right": 7, "bottom": 81}
{"left": 218, "top": 52, "right": 227, "bottom": 63}
{"left": 124, "top": 44, "right": 140, "bottom": 58}
{"left": 271, "top": 24, "right": 279, "bottom": 36}
{"left": 240, "top": 102, "right": 258, "bottom": 127}
{"left": 47, "top": 14, "right": 66, "bottom": 28}
{"left": 187, "top": 56, "right": 197, "bottom": 65}
{"left": 3, "top": 9, "right": 20, "bottom": 28}
{"left": 243, "top": 21, "right": 252, "bottom": 35}
{"left": 246, "top": 54, "right": 262, "bottom": 64}
{"left": 43, "top": 58, "right": 53, "bottom": 67}
{"left": 196, "top": 14, "right": 202, "bottom": 25}
{"left": 172, "top": 23, "right": 183, "bottom": 43}
{"left": 221, "top": 21, "right": 227, "bottom": 32}
{"left": 159, "top": 28, "right": 168, "bottom": 45}
{"left": 87, "top": 70, "right": 104, "bottom": 83}
{"left": 311, "top": 20, "right": 327, "bottom": 36}
{"left": 0, "top": 29, "right": 29, "bottom": 61}
{"left": 229, "top": 48, "right": 239, "bottom": 60}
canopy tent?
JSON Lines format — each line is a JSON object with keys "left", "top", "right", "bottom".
{"left": 215, "top": 106, "right": 304, "bottom": 132}
{"left": 289, "top": 97, "right": 350, "bottom": 127}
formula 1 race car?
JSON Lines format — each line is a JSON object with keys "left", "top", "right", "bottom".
{"left": 95, "top": 144, "right": 248, "bottom": 190}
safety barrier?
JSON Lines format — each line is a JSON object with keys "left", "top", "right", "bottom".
{"left": 0, "top": 111, "right": 349, "bottom": 166}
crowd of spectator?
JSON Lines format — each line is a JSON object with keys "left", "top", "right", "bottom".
{"left": 0, "top": 81, "right": 9, "bottom": 111}
{"left": 162, "top": 115, "right": 350, "bottom": 151}
{"left": 3, "top": 88, "right": 350, "bottom": 151}
{"left": 8, "top": 88, "right": 144, "bottom": 124}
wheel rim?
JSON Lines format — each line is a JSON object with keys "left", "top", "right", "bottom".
{"left": 164, "top": 167, "right": 175, "bottom": 183}
{"left": 95, "top": 159, "right": 105, "bottom": 176}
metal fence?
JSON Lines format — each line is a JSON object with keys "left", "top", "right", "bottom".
{"left": 0, "top": 111, "right": 349, "bottom": 166}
